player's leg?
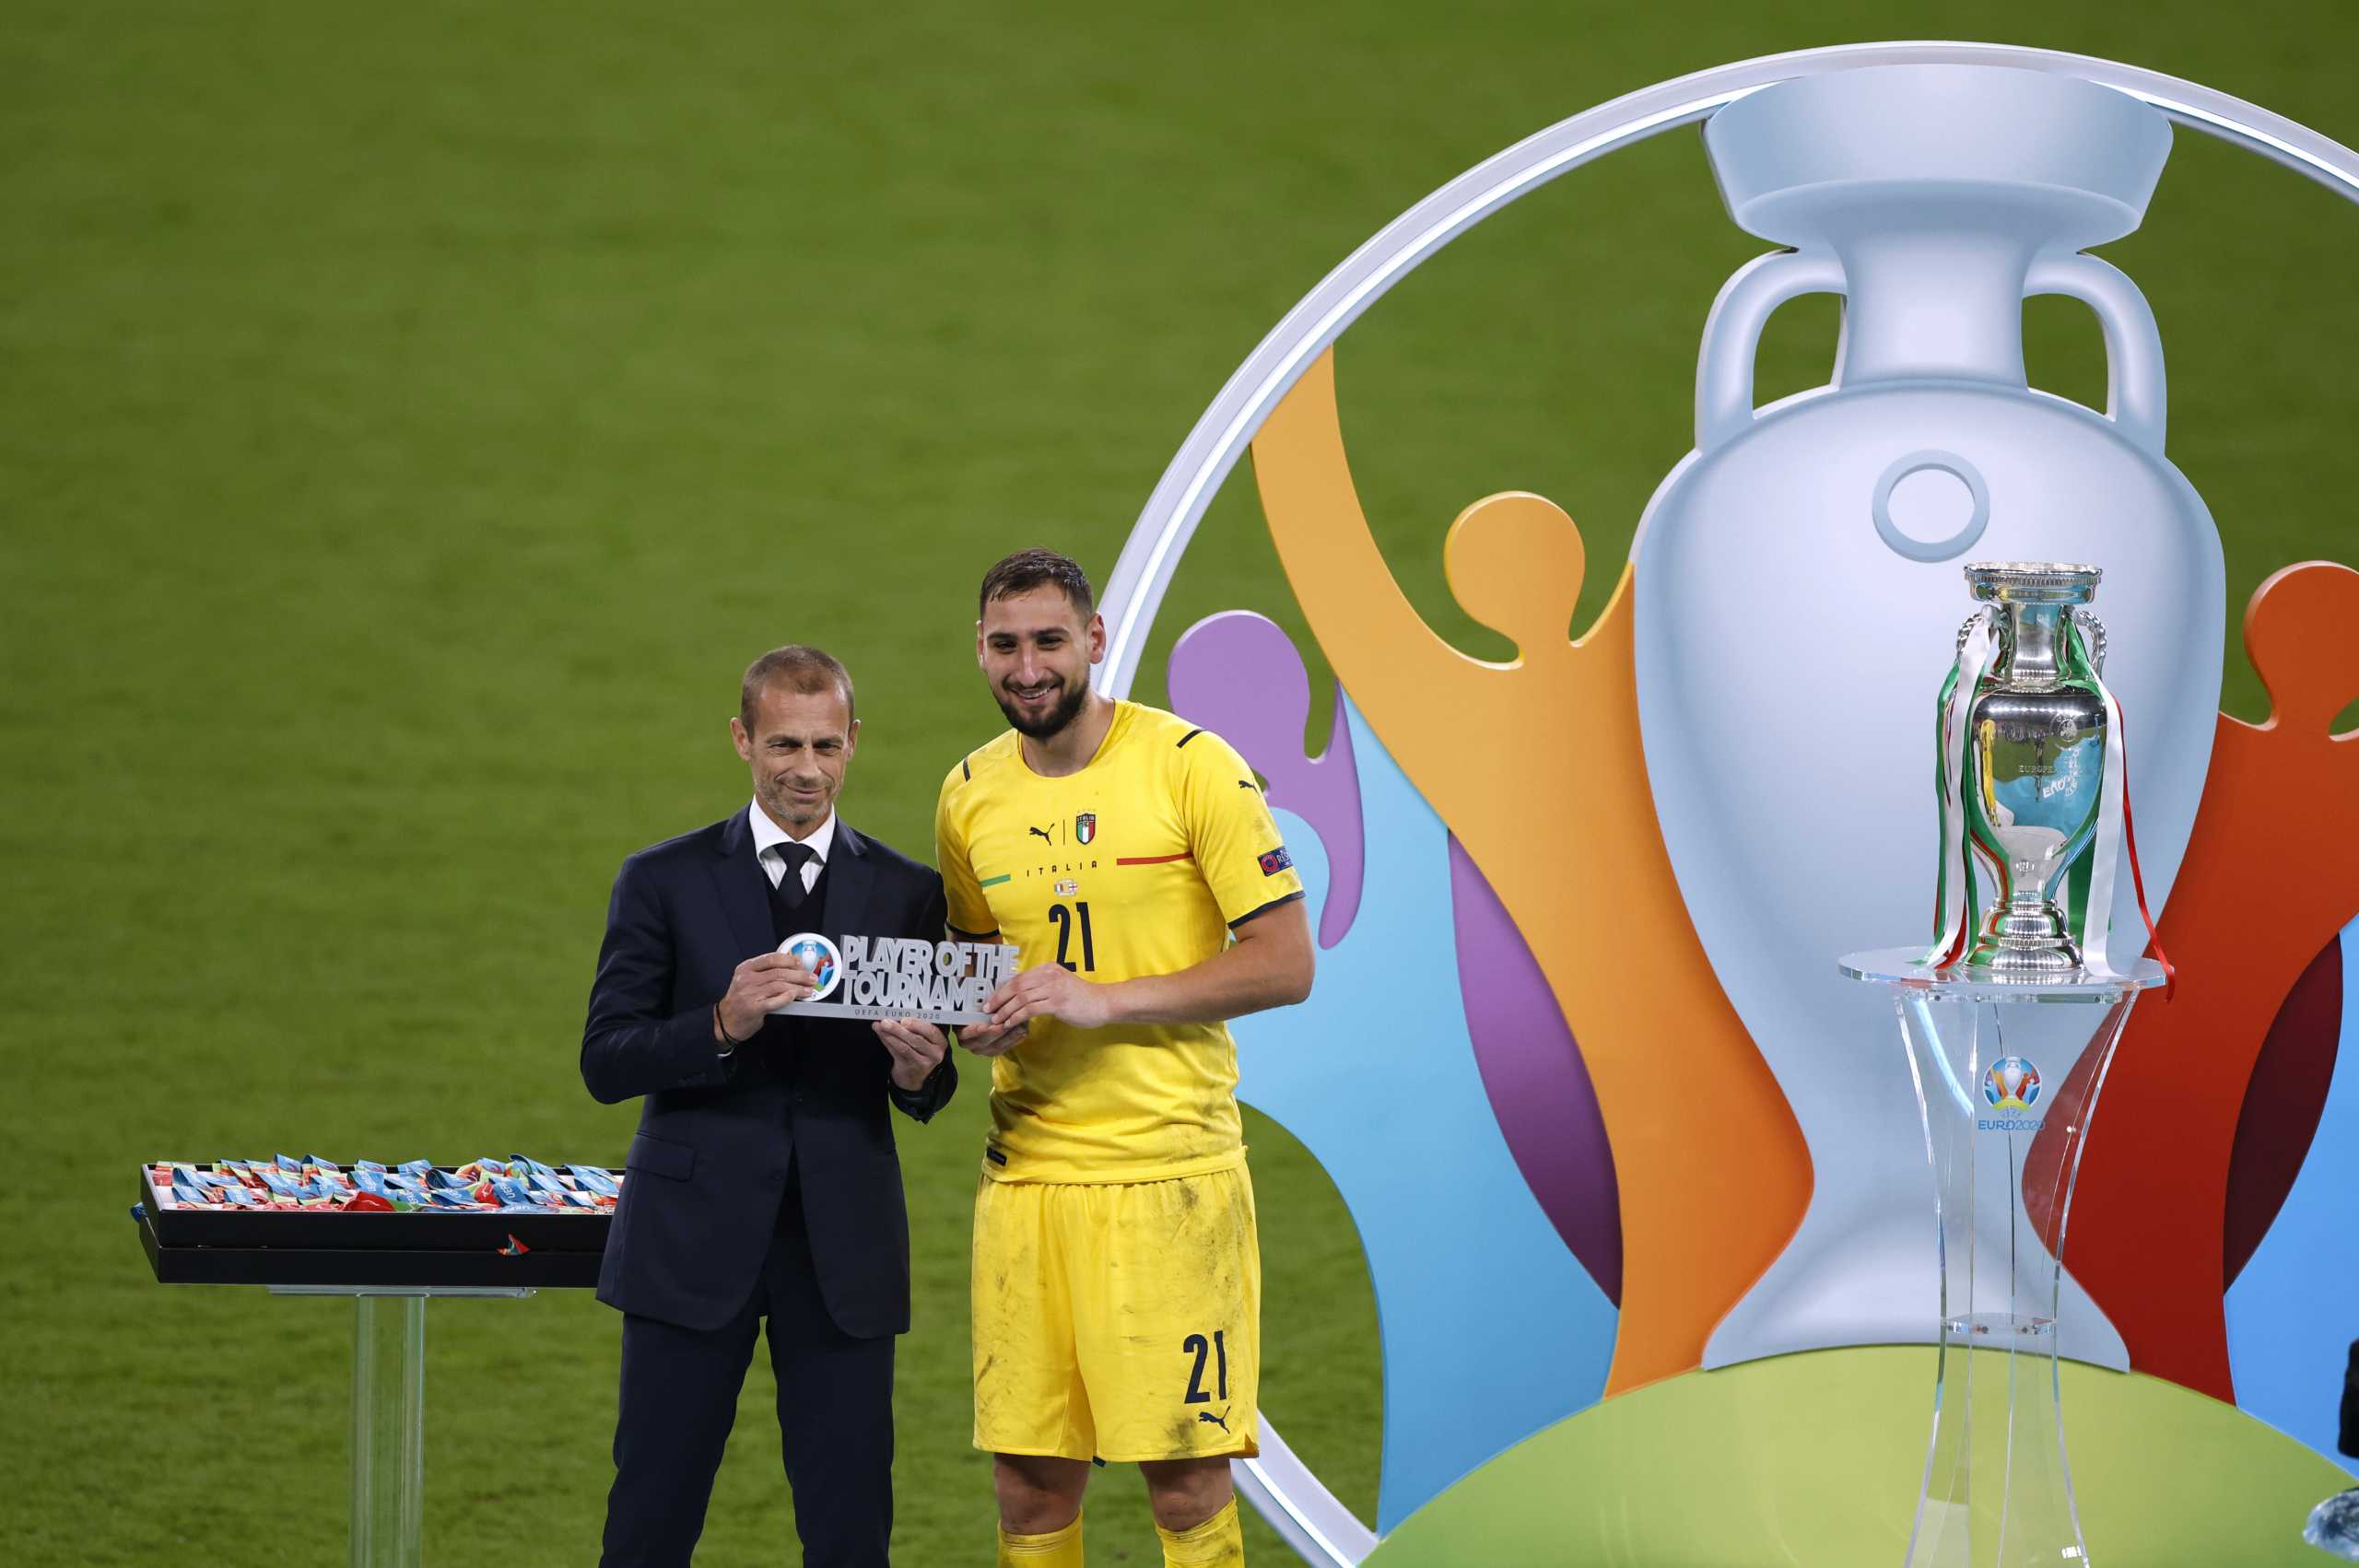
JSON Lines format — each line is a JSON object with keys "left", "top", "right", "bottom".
{"left": 599, "top": 1299, "right": 762, "bottom": 1568}
{"left": 1141, "top": 1457, "right": 1244, "bottom": 1563}
{"left": 994, "top": 1452, "right": 1091, "bottom": 1562}
{"left": 1072, "top": 1167, "right": 1262, "bottom": 1566}
{"left": 974, "top": 1176, "right": 1097, "bottom": 1563}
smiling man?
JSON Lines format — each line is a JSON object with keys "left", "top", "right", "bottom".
{"left": 935, "top": 551, "right": 1314, "bottom": 1568}
{"left": 582, "top": 644, "right": 957, "bottom": 1568}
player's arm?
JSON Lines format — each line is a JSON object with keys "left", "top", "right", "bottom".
{"left": 934, "top": 763, "right": 1034, "bottom": 1056}
{"left": 982, "top": 731, "right": 1312, "bottom": 1036}
{"left": 934, "top": 761, "right": 999, "bottom": 942}
{"left": 985, "top": 896, "right": 1310, "bottom": 1033}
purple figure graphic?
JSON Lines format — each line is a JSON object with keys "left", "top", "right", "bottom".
{"left": 1169, "top": 611, "right": 1365, "bottom": 948}
{"left": 1170, "top": 609, "right": 1621, "bottom": 1302}
{"left": 1451, "top": 837, "right": 1622, "bottom": 1305}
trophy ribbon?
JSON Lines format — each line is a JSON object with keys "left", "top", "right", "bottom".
{"left": 2105, "top": 698, "right": 2178, "bottom": 996}
{"left": 2078, "top": 645, "right": 2130, "bottom": 977}
{"left": 1926, "top": 607, "right": 2001, "bottom": 968}
{"left": 2067, "top": 614, "right": 2171, "bottom": 986}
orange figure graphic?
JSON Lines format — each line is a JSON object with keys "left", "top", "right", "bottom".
{"left": 1250, "top": 348, "right": 1811, "bottom": 1395}
{"left": 2033, "top": 561, "right": 2359, "bottom": 1401}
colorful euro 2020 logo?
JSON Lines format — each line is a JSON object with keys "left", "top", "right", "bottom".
{"left": 1983, "top": 1056, "right": 2042, "bottom": 1114}
{"left": 780, "top": 932, "right": 841, "bottom": 1001}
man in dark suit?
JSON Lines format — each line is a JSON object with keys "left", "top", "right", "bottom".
{"left": 582, "top": 644, "right": 957, "bottom": 1568}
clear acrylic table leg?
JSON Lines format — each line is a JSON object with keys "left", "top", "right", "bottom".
{"left": 1844, "top": 950, "right": 2163, "bottom": 1568}
{"left": 1905, "top": 994, "right": 1977, "bottom": 1568}
{"left": 264, "top": 1284, "right": 534, "bottom": 1568}
{"left": 351, "top": 1294, "right": 426, "bottom": 1568}
{"left": 1897, "top": 988, "right": 2140, "bottom": 1567}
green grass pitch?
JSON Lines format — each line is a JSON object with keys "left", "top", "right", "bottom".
{"left": 5, "top": 2, "right": 2354, "bottom": 1562}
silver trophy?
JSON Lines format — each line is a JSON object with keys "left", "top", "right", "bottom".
{"left": 1932, "top": 562, "right": 2112, "bottom": 974}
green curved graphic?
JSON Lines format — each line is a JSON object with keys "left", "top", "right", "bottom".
{"left": 1364, "top": 1347, "right": 2348, "bottom": 1566}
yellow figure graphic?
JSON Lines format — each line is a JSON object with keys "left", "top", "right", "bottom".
{"left": 1250, "top": 349, "right": 1811, "bottom": 1395}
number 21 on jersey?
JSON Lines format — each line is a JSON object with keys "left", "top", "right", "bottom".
{"left": 1047, "top": 900, "right": 1095, "bottom": 972}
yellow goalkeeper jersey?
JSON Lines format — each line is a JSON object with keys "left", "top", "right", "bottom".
{"left": 934, "top": 701, "right": 1306, "bottom": 1184}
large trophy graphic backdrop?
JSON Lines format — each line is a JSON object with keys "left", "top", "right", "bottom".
{"left": 1637, "top": 66, "right": 2216, "bottom": 1370}
{"left": 1097, "top": 42, "right": 2359, "bottom": 1568}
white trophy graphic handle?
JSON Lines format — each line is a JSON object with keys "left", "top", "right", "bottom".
{"left": 1695, "top": 249, "right": 1848, "bottom": 451}
{"left": 2024, "top": 251, "right": 2167, "bottom": 454}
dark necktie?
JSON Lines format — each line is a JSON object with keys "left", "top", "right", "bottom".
{"left": 774, "top": 841, "right": 817, "bottom": 910}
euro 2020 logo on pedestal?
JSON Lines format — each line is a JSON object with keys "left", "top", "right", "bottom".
{"left": 1979, "top": 1055, "right": 2045, "bottom": 1133}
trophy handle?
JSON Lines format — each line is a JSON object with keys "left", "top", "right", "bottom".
{"left": 1695, "top": 248, "right": 1848, "bottom": 451}
{"left": 2078, "top": 612, "right": 2109, "bottom": 674}
{"left": 2024, "top": 252, "right": 2167, "bottom": 454}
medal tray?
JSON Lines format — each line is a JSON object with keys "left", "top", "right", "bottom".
{"left": 137, "top": 1166, "right": 615, "bottom": 1255}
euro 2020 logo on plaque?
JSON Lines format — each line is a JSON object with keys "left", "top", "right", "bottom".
{"left": 782, "top": 933, "right": 841, "bottom": 1000}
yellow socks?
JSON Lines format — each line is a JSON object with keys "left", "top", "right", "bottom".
{"left": 1156, "top": 1497, "right": 1244, "bottom": 1567}
{"left": 997, "top": 1497, "right": 1239, "bottom": 1566}
{"left": 999, "top": 1510, "right": 1085, "bottom": 1567}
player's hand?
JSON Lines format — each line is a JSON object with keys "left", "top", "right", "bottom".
{"left": 955, "top": 1018, "right": 1028, "bottom": 1058}
{"left": 717, "top": 952, "right": 819, "bottom": 1041}
{"left": 986, "top": 962, "right": 1114, "bottom": 1034}
{"left": 873, "top": 1017, "right": 948, "bottom": 1090}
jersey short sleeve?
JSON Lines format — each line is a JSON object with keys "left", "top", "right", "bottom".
{"left": 934, "top": 761, "right": 998, "bottom": 940}
{"left": 1177, "top": 729, "right": 1307, "bottom": 928}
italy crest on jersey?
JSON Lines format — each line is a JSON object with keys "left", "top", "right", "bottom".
{"left": 1074, "top": 812, "right": 1097, "bottom": 845}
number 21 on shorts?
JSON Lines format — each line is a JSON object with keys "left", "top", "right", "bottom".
{"left": 1182, "top": 1330, "right": 1228, "bottom": 1403}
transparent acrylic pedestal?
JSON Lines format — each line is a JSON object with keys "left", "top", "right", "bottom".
{"left": 267, "top": 1285, "right": 535, "bottom": 1568}
{"left": 1839, "top": 949, "right": 2166, "bottom": 1568}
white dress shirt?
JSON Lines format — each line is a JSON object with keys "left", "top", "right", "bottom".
{"left": 747, "top": 801, "right": 836, "bottom": 895}
{"left": 718, "top": 804, "right": 839, "bottom": 1058}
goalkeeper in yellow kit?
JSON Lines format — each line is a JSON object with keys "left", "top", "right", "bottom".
{"left": 937, "top": 549, "right": 1314, "bottom": 1568}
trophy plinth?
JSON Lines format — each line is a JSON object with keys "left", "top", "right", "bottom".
{"left": 1841, "top": 949, "right": 2165, "bottom": 1567}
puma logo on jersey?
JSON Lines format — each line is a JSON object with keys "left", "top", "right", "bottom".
{"left": 1027, "top": 825, "right": 1053, "bottom": 842}
{"left": 1197, "top": 1410, "right": 1230, "bottom": 1433}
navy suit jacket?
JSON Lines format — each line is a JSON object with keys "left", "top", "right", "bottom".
{"left": 582, "top": 810, "right": 956, "bottom": 1338}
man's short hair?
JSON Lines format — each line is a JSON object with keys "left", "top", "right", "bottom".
{"left": 979, "top": 548, "right": 1095, "bottom": 620}
{"left": 740, "top": 645, "right": 855, "bottom": 731}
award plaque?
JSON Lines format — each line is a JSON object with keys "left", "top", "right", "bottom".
{"left": 769, "top": 931, "right": 1024, "bottom": 1026}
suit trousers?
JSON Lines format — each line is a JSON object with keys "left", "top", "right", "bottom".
{"left": 599, "top": 1160, "right": 896, "bottom": 1567}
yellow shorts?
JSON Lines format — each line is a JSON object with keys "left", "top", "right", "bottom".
{"left": 971, "top": 1165, "right": 1262, "bottom": 1463}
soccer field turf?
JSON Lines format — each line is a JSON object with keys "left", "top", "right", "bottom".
{"left": 6, "top": 3, "right": 2355, "bottom": 1562}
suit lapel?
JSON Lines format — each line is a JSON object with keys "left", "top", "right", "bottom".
{"left": 711, "top": 809, "right": 777, "bottom": 960}
{"left": 827, "top": 822, "right": 877, "bottom": 946}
